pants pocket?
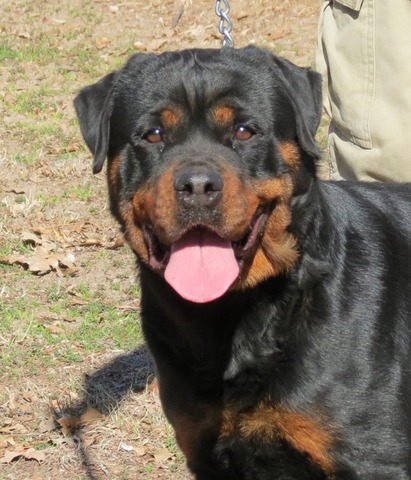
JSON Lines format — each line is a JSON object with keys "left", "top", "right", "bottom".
{"left": 316, "top": 0, "right": 375, "bottom": 149}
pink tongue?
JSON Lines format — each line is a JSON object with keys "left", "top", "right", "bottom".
{"left": 164, "top": 229, "right": 239, "bottom": 303}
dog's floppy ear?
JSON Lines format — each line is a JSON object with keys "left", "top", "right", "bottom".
{"left": 272, "top": 56, "right": 322, "bottom": 158}
{"left": 74, "top": 72, "right": 117, "bottom": 174}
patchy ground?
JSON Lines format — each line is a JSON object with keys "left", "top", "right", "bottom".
{"left": 0, "top": 1, "right": 323, "bottom": 478}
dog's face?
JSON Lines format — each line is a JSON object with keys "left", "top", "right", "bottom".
{"left": 75, "top": 47, "right": 322, "bottom": 303}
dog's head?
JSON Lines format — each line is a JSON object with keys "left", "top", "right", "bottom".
{"left": 74, "top": 46, "right": 322, "bottom": 303}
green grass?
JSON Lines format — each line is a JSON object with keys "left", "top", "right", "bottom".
{"left": 0, "top": 300, "right": 18, "bottom": 334}
{"left": 38, "top": 192, "right": 61, "bottom": 208}
{"left": 0, "top": 39, "right": 59, "bottom": 64}
{"left": 47, "top": 283, "right": 67, "bottom": 302}
{"left": 0, "top": 42, "right": 23, "bottom": 61}
{"left": 38, "top": 183, "right": 95, "bottom": 209}
{"left": 11, "top": 86, "right": 52, "bottom": 114}
{"left": 0, "top": 296, "right": 143, "bottom": 379}
{"left": 143, "top": 465, "right": 154, "bottom": 474}
{"left": 64, "top": 183, "right": 94, "bottom": 201}
{"left": 165, "top": 422, "right": 185, "bottom": 463}
{"left": 11, "top": 242, "right": 35, "bottom": 255}
{"left": 0, "top": 242, "right": 13, "bottom": 258}
{"left": 75, "top": 302, "right": 142, "bottom": 351}
{"left": 15, "top": 120, "right": 64, "bottom": 141}
{"left": 11, "top": 149, "right": 42, "bottom": 165}
{"left": 74, "top": 282, "right": 94, "bottom": 299}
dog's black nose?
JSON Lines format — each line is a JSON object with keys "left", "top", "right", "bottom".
{"left": 174, "top": 170, "right": 223, "bottom": 207}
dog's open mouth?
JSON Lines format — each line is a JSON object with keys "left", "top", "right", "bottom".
{"left": 143, "top": 209, "right": 267, "bottom": 303}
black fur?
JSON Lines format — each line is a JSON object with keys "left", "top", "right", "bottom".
{"left": 75, "top": 46, "right": 411, "bottom": 479}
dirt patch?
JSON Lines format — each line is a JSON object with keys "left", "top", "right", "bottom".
{"left": 0, "top": 1, "right": 323, "bottom": 478}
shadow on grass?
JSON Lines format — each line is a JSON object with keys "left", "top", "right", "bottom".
{"left": 54, "top": 346, "right": 156, "bottom": 479}
{"left": 82, "top": 344, "right": 155, "bottom": 414}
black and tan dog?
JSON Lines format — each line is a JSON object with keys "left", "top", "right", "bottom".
{"left": 74, "top": 46, "right": 411, "bottom": 479}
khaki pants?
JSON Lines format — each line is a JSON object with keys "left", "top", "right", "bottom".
{"left": 316, "top": 0, "right": 411, "bottom": 181}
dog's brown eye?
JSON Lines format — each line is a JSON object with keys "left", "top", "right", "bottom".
{"left": 145, "top": 128, "right": 162, "bottom": 144}
{"left": 234, "top": 125, "right": 254, "bottom": 141}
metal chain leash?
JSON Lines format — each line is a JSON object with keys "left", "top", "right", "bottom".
{"left": 215, "top": 0, "right": 234, "bottom": 47}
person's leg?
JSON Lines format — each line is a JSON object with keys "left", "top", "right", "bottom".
{"left": 317, "top": 0, "right": 411, "bottom": 182}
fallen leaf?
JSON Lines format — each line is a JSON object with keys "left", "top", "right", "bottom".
{"left": 22, "top": 449, "right": 45, "bottom": 463}
{"left": 55, "top": 253, "right": 74, "bottom": 269}
{"left": 44, "top": 324, "right": 64, "bottom": 335}
{"left": 80, "top": 406, "right": 104, "bottom": 424}
{"left": 39, "top": 415, "right": 56, "bottom": 433}
{"left": 95, "top": 37, "right": 110, "bottom": 50}
{"left": 52, "top": 437, "right": 76, "bottom": 447}
{"left": 27, "top": 249, "right": 54, "bottom": 274}
{"left": 106, "top": 237, "right": 124, "bottom": 250}
{"left": 67, "top": 142, "right": 81, "bottom": 152}
{"left": 81, "top": 238, "right": 102, "bottom": 247}
{"left": 267, "top": 30, "right": 289, "bottom": 41}
{"left": 1, "top": 451, "right": 22, "bottom": 464}
{"left": 46, "top": 144, "right": 64, "bottom": 155}
{"left": 153, "top": 447, "right": 173, "bottom": 463}
{"left": 146, "top": 38, "right": 168, "bottom": 52}
{"left": 22, "top": 392, "right": 32, "bottom": 403}
{"left": 63, "top": 316, "right": 76, "bottom": 323}
{"left": 21, "top": 232, "right": 56, "bottom": 252}
{"left": 135, "top": 445, "right": 148, "bottom": 457}
{"left": 57, "top": 413, "right": 81, "bottom": 436}
{"left": 69, "top": 299, "right": 89, "bottom": 306}
{"left": 0, "top": 424, "right": 27, "bottom": 434}
{"left": 0, "top": 254, "right": 25, "bottom": 266}
{"left": 0, "top": 247, "right": 76, "bottom": 275}
{"left": 1, "top": 448, "right": 45, "bottom": 464}
{"left": 22, "top": 231, "right": 42, "bottom": 245}
{"left": 5, "top": 187, "right": 26, "bottom": 194}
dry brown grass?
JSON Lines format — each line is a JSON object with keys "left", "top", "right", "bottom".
{"left": 0, "top": 1, "right": 322, "bottom": 478}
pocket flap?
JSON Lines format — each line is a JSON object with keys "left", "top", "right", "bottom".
{"left": 334, "top": 0, "right": 364, "bottom": 11}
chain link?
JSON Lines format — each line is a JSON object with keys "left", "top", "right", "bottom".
{"left": 215, "top": 0, "right": 234, "bottom": 47}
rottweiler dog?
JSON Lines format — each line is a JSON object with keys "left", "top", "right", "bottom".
{"left": 74, "top": 46, "right": 411, "bottom": 479}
